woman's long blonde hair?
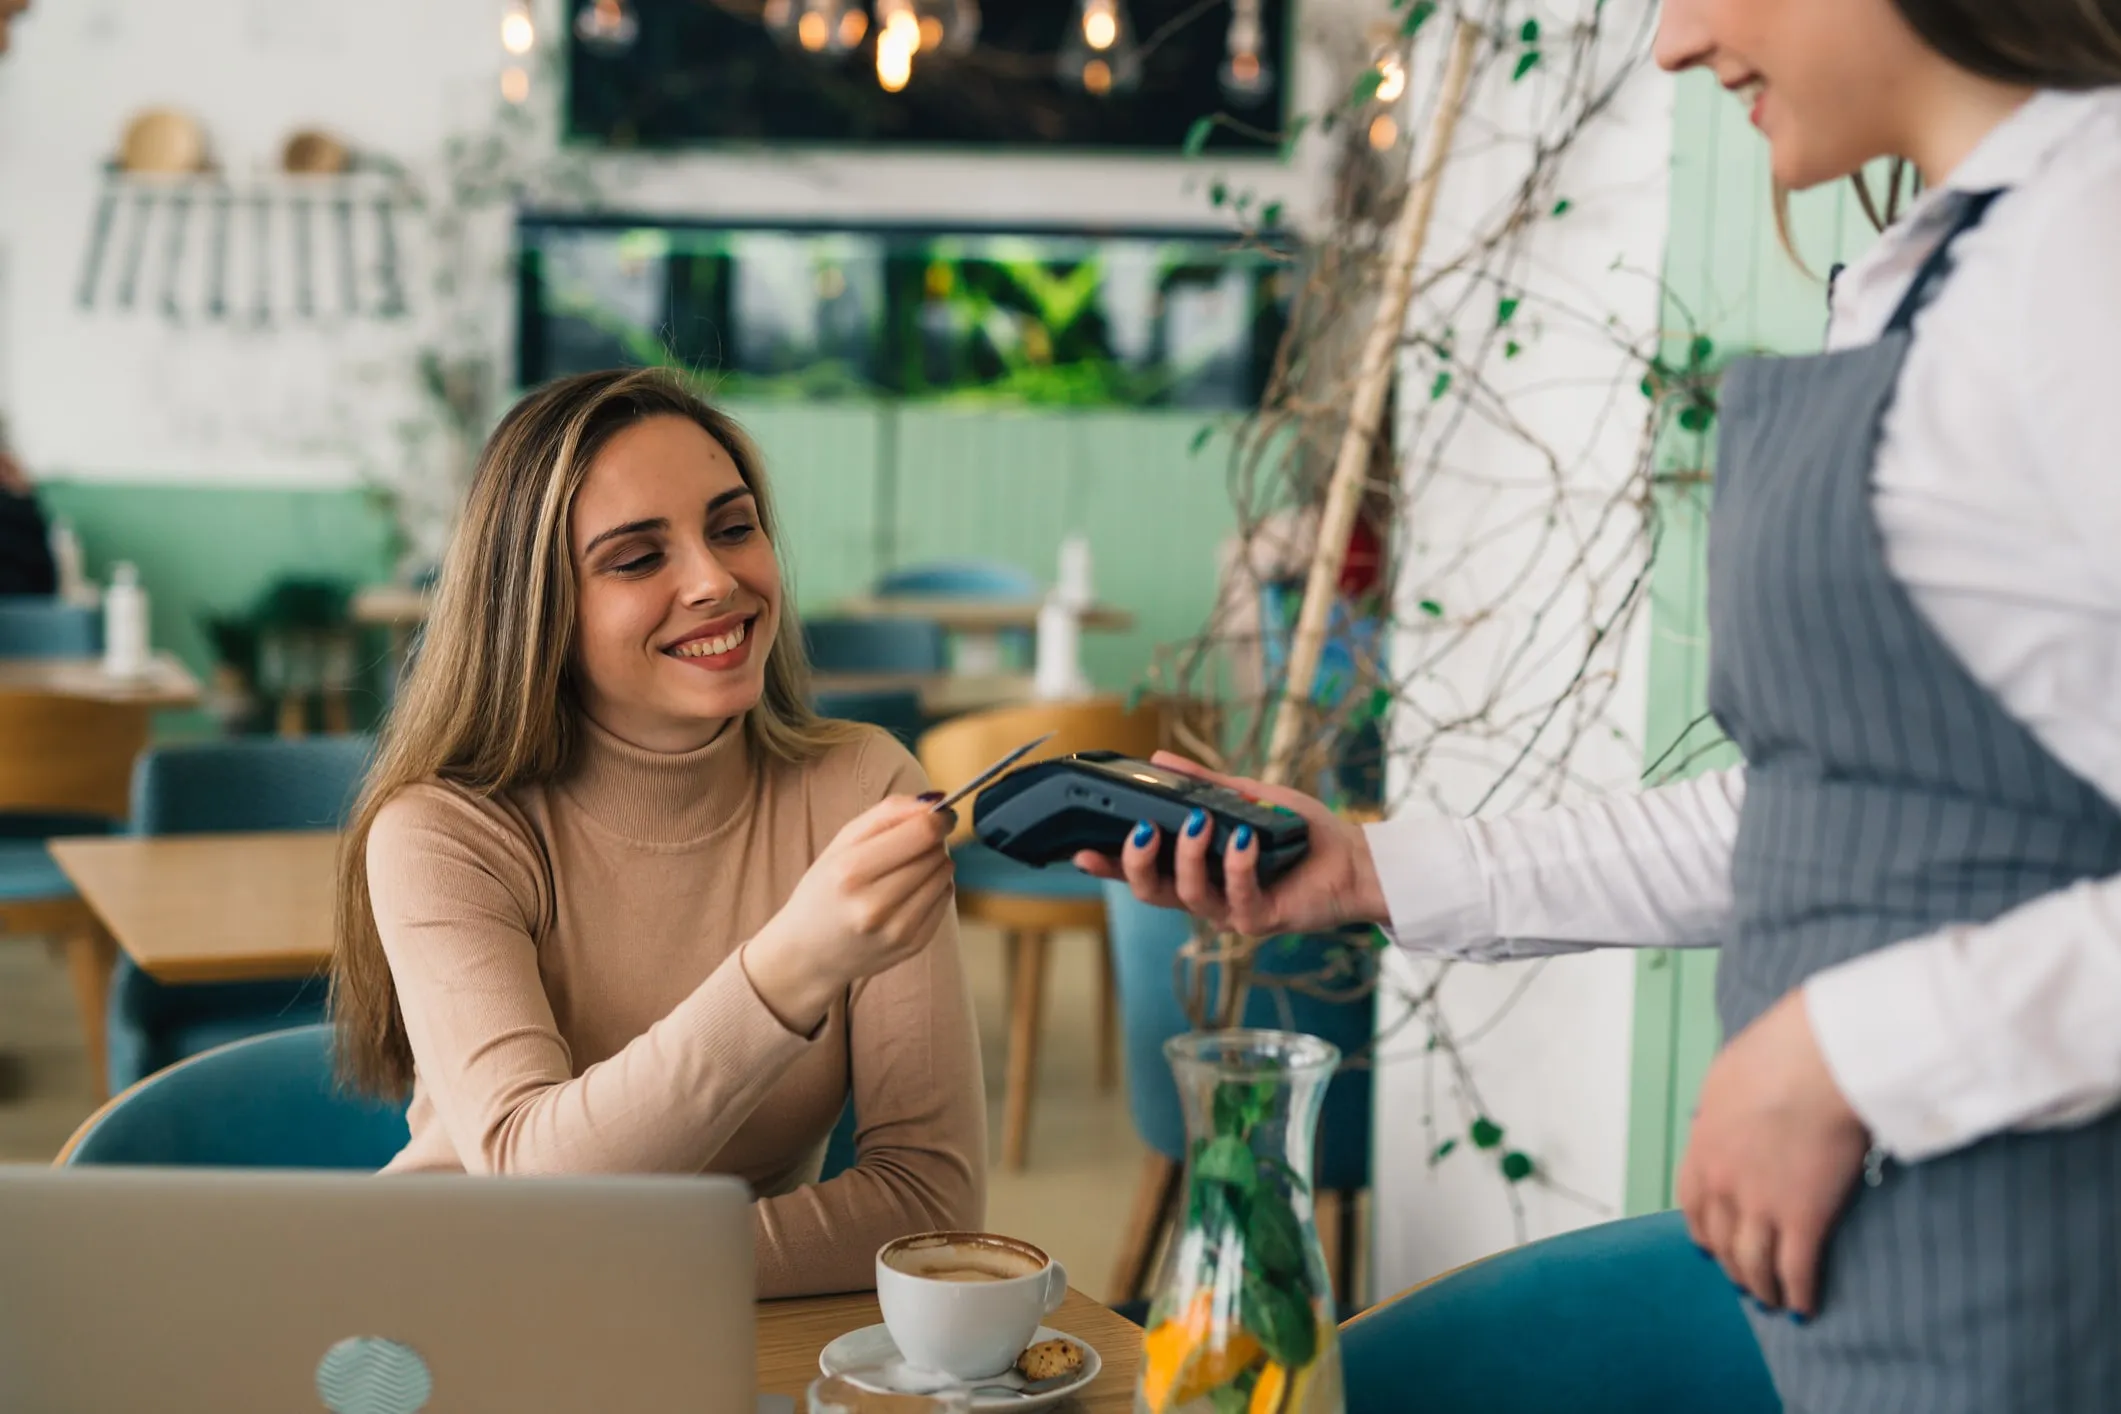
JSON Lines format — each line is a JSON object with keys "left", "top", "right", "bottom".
{"left": 332, "top": 368, "right": 864, "bottom": 1097}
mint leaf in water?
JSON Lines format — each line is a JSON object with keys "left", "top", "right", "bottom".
{"left": 1242, "top": 1271, "right": 1319, "bottom": 1369}
{"left": 1246, "top": 1191, "right": 1306, "bottom": 1279}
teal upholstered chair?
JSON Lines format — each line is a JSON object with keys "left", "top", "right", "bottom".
{"left": 0, "top": 596, "right": 99, "bottom": 656}
{"left": 804, "top": 617, "right": 950, "bottom": 675}
{"left": 875, "top": 561, "right": 1039, "bottom": 601}
{"left": 875, "top": 560, "right": 1040, "bottom": 670}
{"left": 107, "top": 736, "right": 375, "bottom": 1090}
{"left": 0, "top": 600, "right": 133, "bottom": 1095}
{"left": 1102, "top": 883, "right": 1375, "bottom": 1312}
{"left": 59, "top": 1023, "right": 410, "bottom": 1169}
{"left": 917, "top": 696, "right": 1163, "bottom": 1170}
{"left": 1339, "top": 1210, "right": 1781, "bottom": 1414}
{"left": 813, "top": 687, "right": 928, "bottom": 752}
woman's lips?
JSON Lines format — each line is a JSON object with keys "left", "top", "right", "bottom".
{"left": 665, "top": 615, "right": 757, "bottom": 672}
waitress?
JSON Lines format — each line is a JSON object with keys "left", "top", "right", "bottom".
{"left": 1087, "top": 1, "right": 2121, "bottom": 1410}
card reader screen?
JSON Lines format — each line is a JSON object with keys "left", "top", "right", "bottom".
{"left": 1083, "top": 758, "right": 1203, "bottom": 792}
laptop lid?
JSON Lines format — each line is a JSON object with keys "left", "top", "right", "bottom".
{"left": 0, "top": 1167, "right": 753, "bottom": 1414}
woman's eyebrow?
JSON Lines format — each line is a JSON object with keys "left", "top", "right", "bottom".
{"left": 582, "top": 516, "right": 668, "bottom": 556}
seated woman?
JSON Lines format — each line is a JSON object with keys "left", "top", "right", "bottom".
{"left": 331, "top": 368, "right": 984, "bottom": 1297}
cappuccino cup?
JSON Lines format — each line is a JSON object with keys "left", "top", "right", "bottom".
{"left": 875, "top": 1232, "right": 1068, "bottom": 1381}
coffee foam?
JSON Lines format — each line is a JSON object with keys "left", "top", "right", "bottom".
{"left": 883, "top": 1235, "right": 1045, "bottom": 1283}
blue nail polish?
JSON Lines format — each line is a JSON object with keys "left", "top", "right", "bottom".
{"left": 1185, "top": 808, "right": 1208, "bottom": 837}
{"left": 1695, "top": 1243, "right": 1715, "bottom": 1261}
{"left": 1233, "top": 824, "right": 1254, "bottom": 851}
{"left": 1131, "top": 821, "right": 1155, "bottom": 849}
{"left": 1788, "top": 1311, "right": 1808, "bottom": 1327}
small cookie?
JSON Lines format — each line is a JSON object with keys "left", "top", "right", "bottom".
{"left": 1015, "top": 1338, "right": 1084, "bottom": 1382}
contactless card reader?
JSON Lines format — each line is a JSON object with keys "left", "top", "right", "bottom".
{"left": 972, "top": 751, "right": 1310, "bottom": 890}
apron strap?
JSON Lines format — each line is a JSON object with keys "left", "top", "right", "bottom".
{"left": 1882, "top": 188, "right": 2006, "bottom": 335}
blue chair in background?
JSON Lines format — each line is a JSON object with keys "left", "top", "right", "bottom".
{"left": 813, "top": 687, "right": 927, "bottom": 752}
{"left": 1339, "top": 1209, "right": 1781, "bottom": 1414}
{"left": 874, "top": 561, "right": 1041, "bottom": 601}
{"left": 820, "top": 1100, "right": 860, "bottom": 1184}
{"left": 917, "top": 697, "right": 1163, "bottom": 1171}
{"left": 57, "top": 1023, "right": 410, "bottom": 1169}
{"left": 804, "top": 616, "right": 950, "bottom": 676}
{"left": 0, "top": 603, "right": 139, "bottom": 1097}
{"left": 875, "top": 560, "right": 1041, "bottom": 672}
{"left": 107, "top": 735, "right": 375, "bottom": 1091}
{"left": 1103, "top": 883, "right": 1376, "bottom": 1313}
{"left": 0, "top": 596, "right": 100, "bottom": 656}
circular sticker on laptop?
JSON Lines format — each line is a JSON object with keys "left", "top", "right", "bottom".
{"left": 315, "top": 1335, "right": 433, "bottom": 1414}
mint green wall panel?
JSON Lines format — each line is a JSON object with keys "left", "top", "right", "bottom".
{"left": 722, "top": 399, "right": 885, "bottom": 611}
{"left": 1624, "top": 72, "right": 1892, "bottom": 1212}
{"left": 891, "top": 408, "right": 1236, "bottom": 692}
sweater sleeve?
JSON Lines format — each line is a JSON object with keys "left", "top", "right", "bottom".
{"left": 751, "top": 736, "right": 988, "bottom": 1297}
{"left": 368, "top": 784, "right": 815, "bottom": 1174}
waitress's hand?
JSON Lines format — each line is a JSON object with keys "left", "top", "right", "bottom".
{"left": 745, "top": 795, "right": 956, "bottom": 1035}
{"left": 1678, "top": 988, "right": 1869, "bottom": 1320}
{"left": 1072, "top": 752, "right": 1386, "bottom": 937}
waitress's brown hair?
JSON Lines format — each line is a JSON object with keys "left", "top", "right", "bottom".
{"left": 330, "top": 368, "right": 863, "bottom": 1097}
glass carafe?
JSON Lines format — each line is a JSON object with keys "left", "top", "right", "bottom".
{"left": 1137, "top": 1030, "right": 1344, "bottom": 1414}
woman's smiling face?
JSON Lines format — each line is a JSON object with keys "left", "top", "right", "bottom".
{"left": 568, "top": 414, "right": 781, "bottom": 753}
{"left": 1654, "top": 0, "right": 1937, "bottom": 190}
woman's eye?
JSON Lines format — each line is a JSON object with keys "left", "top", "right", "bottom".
{"left": 611, "top": 551, "right": 663, "bottom": 574}
{"left": 715, "top": 522, "right": 757, "bottom": 544}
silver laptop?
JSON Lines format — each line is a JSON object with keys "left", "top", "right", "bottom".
{"left": 0, "top": 1166, "right": 755, "bottom": 1414}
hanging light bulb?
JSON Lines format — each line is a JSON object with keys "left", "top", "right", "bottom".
{"left": 875, "top": 0, "right": 919, "bottom": 90}
{"left": 500, "top": 0, "right": 536, "bottom": 57}
{"left": 1058, "top": 0, "right": 1139, "bottom": 95}
{"left": 1376, "top": 53, "right": 1406, "bottom": 103}
{"left": 911, "top": 0, "right": 978, "bottom": 54}
{"left": 1219, "top": 0, "right": 1276, "bottom": 106}
{"left": 769, "top": 0, "right": 856, "bottom": 54}
{"left": 573, "top": 0, "right": 639, "bottom": 53}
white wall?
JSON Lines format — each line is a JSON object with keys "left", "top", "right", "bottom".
{"left": 1372, "top": 2, "right": 1671, "bottom": 1293}
{"left": 0, "top": 0, "right": 1365, "bottom": 487}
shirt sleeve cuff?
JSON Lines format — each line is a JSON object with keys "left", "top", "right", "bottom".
{"left": 1803, "top": 934, "right": 1987, "bottom": 1163}
{"left": 1362, "top": 815, "right": 1495, "bottom": 956}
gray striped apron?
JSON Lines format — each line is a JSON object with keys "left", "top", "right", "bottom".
{"left": 1707, "top": 188, "right": 2121, "bottom": 1414}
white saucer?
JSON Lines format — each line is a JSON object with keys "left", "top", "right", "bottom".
{"left": 816, "top": 1325, "right": 1102, "bottom": 1412}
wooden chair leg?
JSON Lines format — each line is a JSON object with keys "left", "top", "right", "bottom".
{"left": 1108, "top": 1152, "right": 1183, "bottom": 1303}
{"left": 1095, "top": 924, "right": 1119, "bottom": 1093}
{"left": 1002, "top": 929, "right": 1049, "bottom": 1171}
{"left": 1315, "top": 1188, "right": 1362, "bottom": 1313}
{"left": 62, "top": 927, "right": 116, "bottom": 1100}
{"left": 1337, "top": 1189, "right": 1363, "bottom": 1311}
{"left": 1316, "top": 1188, "right": 1346, "bottom": 1312}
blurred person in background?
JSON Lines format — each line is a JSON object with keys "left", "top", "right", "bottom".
{"left": 0, "top": 420, "right": 58, "bottom": 597}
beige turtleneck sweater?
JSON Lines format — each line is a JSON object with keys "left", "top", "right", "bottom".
{"left": 364, "top": 716, "right": 986, "bottom": 1298}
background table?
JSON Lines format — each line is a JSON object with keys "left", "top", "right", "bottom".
{"left": 49, "top": 831, "right": 336, "bottom": 984}
{"left": 757, "top": 1287, "right": 1141, "bottom": 1413}
{"left": 812, "top": 671, "right": 1037, "bottom": 717}
{"left": 0, "top": 652, "right": 202, "bottom": 706}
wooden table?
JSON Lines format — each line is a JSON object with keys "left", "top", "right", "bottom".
{"left": 832, "top": 598, "right": 1134, "bottom": 679}
{"left": 48, "top": 831, "right": 337, "bottom": 984}
{"left": 0, "top": 652, "right": 202, "bottom": 706}
{"left": 813, "top": 671, "right": 1037, "bottom": 717}
{"left": 0, "top": 652, "right": 206, "bottom": 1096}
{"left": 832, "top": 597, "right": 1135, "bottom": 636}
{"left": 757, "top": 1288, "right": 1140, "bottom": 1413}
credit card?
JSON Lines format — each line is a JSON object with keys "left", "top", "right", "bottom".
{"left": 932, "top": 732, "right": 1055, "bottom": 813}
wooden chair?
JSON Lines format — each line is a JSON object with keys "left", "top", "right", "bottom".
{"left": 0, "top": 692, "right": 152, "bottom": 1098}
{"left": 917, "top": 695, "right": 1163, "bottom": 1169}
